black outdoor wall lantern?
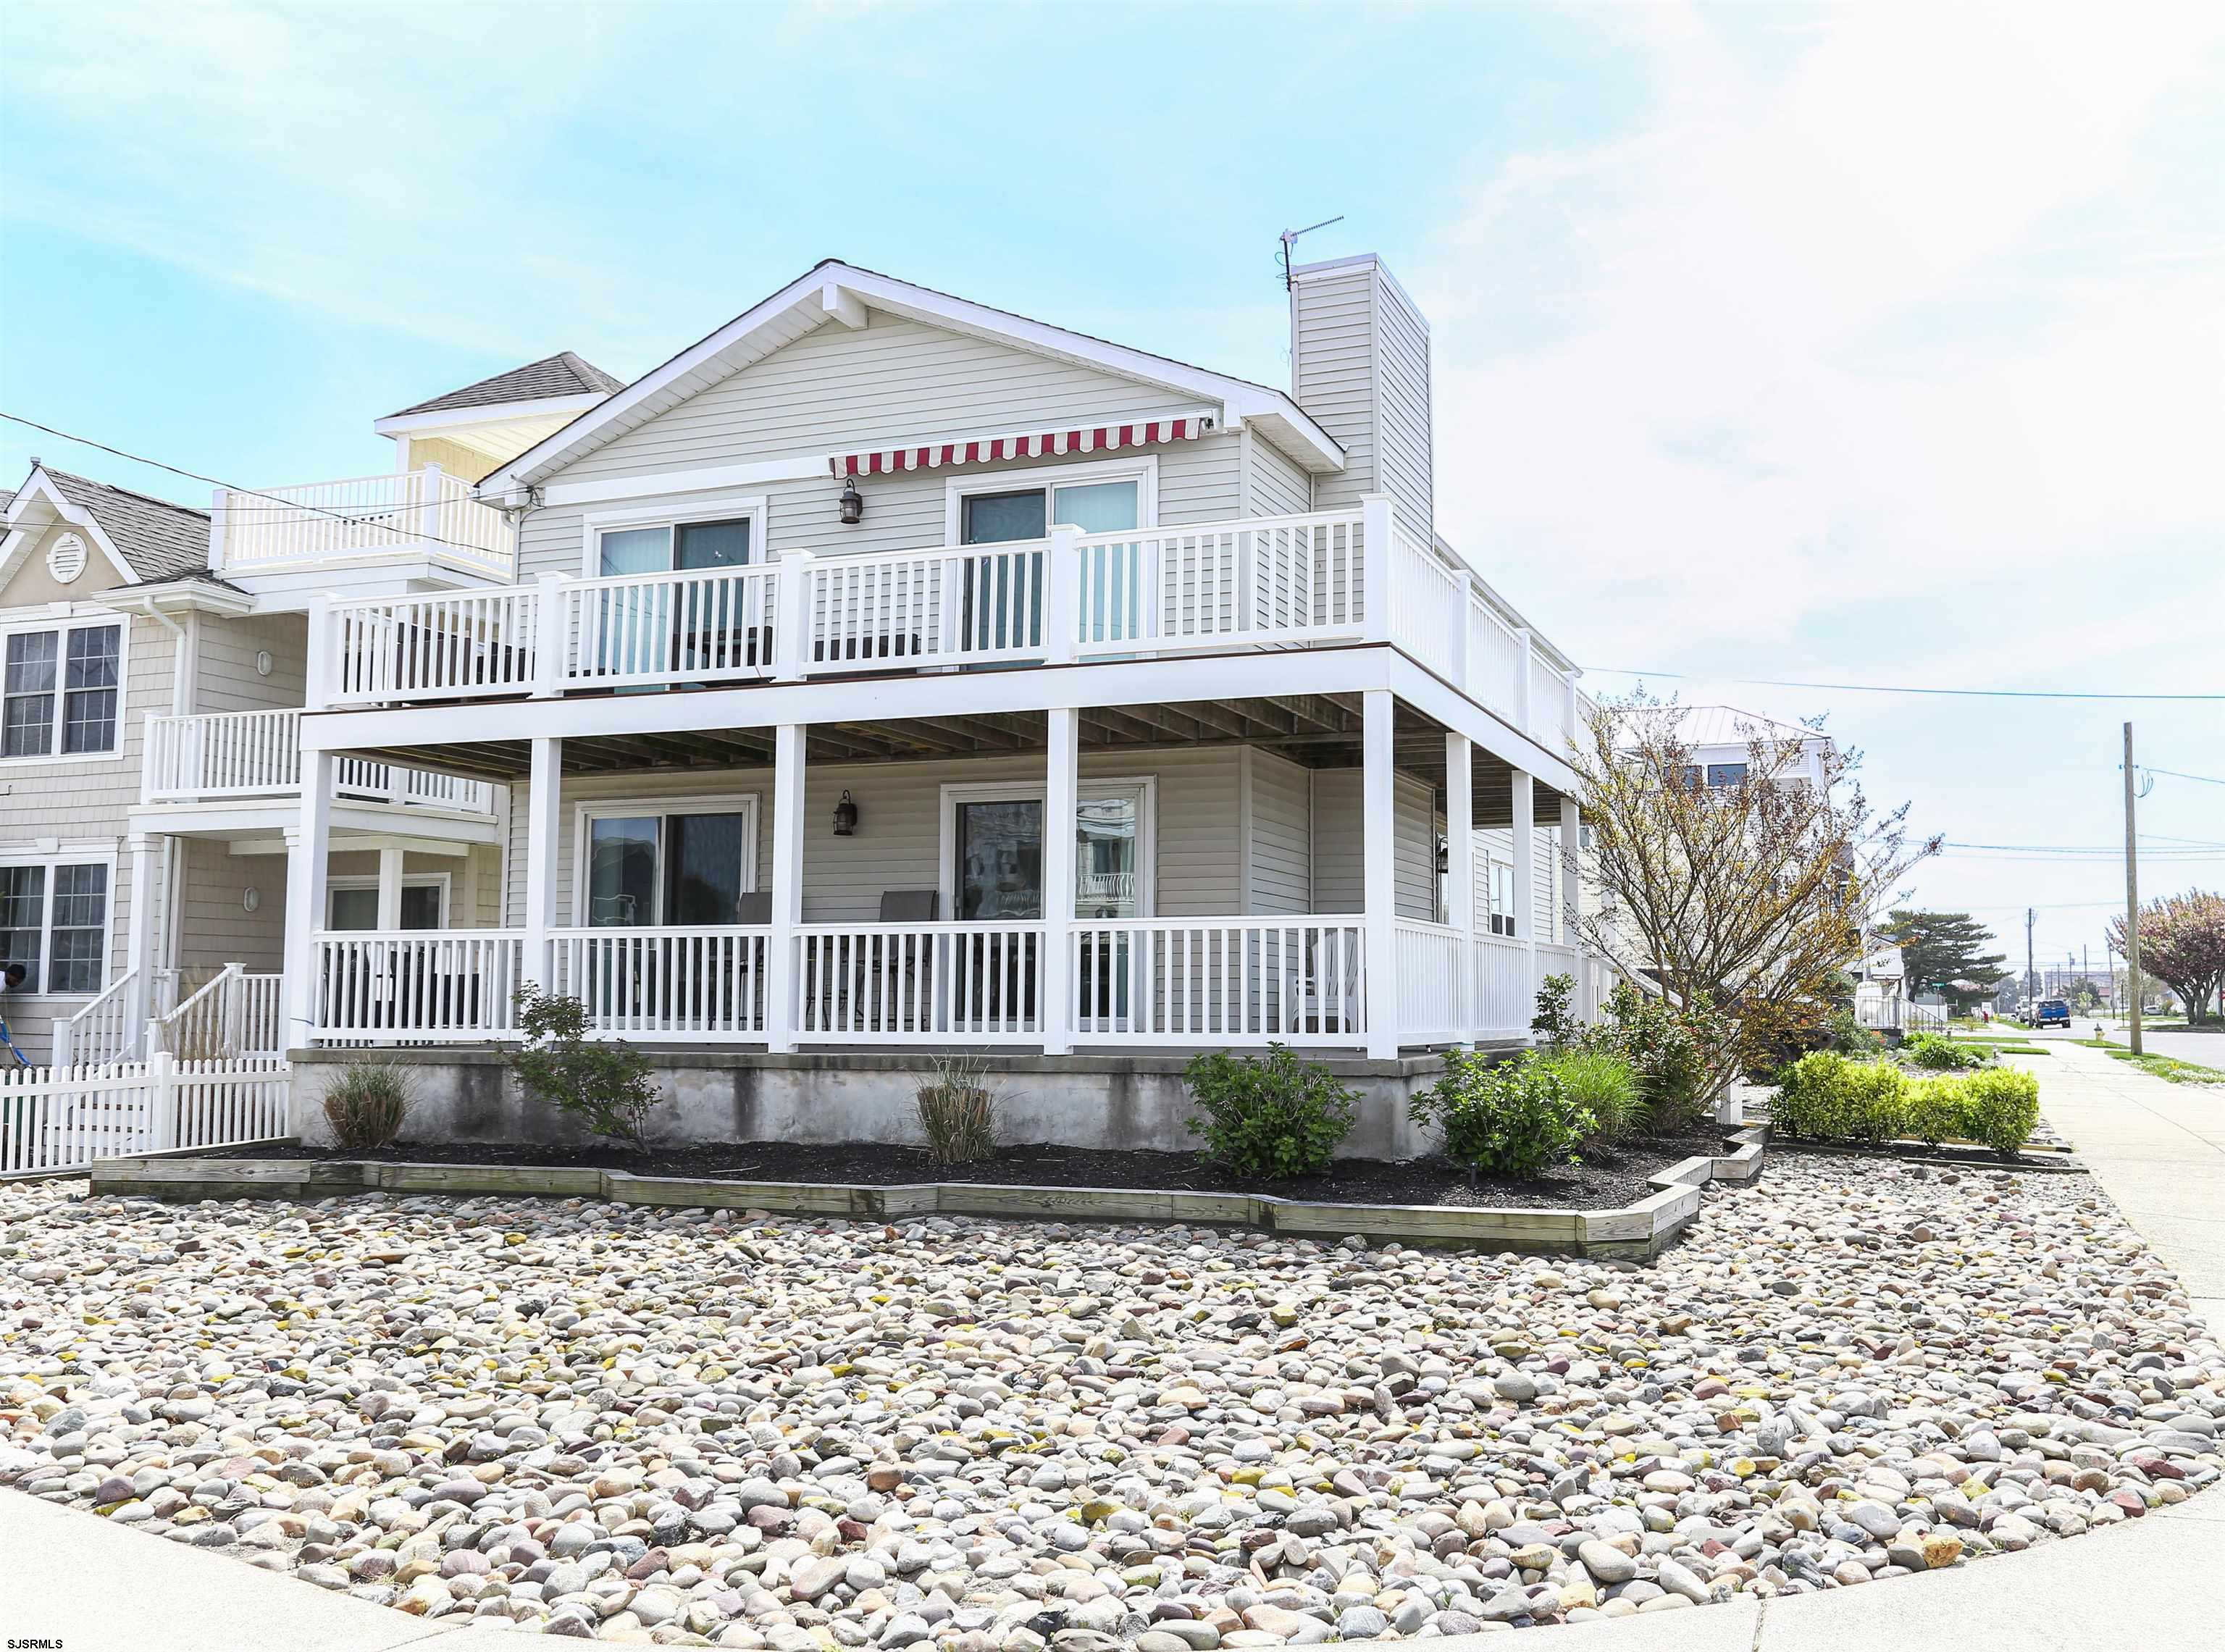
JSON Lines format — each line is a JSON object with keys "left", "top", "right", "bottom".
{"left": 839, "top": 479, "right": 865, "bottom": 524}
{"left": 832, "top": 789, "right": 859, "bottom": 836}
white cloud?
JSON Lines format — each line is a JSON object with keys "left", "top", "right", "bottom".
{"left": 1412, "top": 0, "right": 2225, "bottom": 684}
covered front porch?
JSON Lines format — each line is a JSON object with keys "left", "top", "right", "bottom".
{"left": 285, "top": 681, "right": 1609, "bottom": 1061}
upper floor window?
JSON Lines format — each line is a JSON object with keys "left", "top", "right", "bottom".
{"left": 2, "top": 621, "right": 121, "bottom": 759}
{"left": 0, "top": 859, "right": 109, "bottom": 995}
{"left": 1706, "top": 762, "right": 1749, "bottom": 787}
{"left": 598, "top": 516, "right": 754, "bottom": 578}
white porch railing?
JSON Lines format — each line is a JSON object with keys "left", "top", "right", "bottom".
{"left": 151, "top": 965, "right": 285, "bottom": 1059}
{"left": 1071, "top": 513, "right": 1366, "bottom": 655}
{"left": 1392, "top": 920, "right": 1465, "bottom": 1045}
{"left": 549, "top": 928, "right": 771, "bottom": 1039}
{"left": 566, "top": 565, "right": 781, "bottom": 689}
{"left": 797, "top": 922, "right": 1044, "bottom": 1042}
{"left": 805, "top": 540, "right": 1048, "bottom": 671}
{"left": 330, "top": 589, "right": 542, "bottom": 705}
{"left": 1065, "top": 918, "right": 1366, "bottom": 1045}
{"left": 0, "top": 1057, "right": 290, "bottom": 1175}
{"left": 143, "top": 709, "right": 495, "bottom": 813}
{"left": 217, "top": 469, "right": 514, "bottom": 578}
{"left": 1467, "top": 593, "right": 1524, "bottom": 724}
{"left": 310, "top": 932, "right": 524, "bottom": 1041}
{"left": 1388, "top": 527, "right": 1463, "bottom": 682}
{"left": 52, "top": 971, "right": 139, "bottom": 1068}
{"left": 1472, "top": 932, "right": 1532, "bottom": 1036}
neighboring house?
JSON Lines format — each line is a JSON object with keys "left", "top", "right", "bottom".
{"left": 0, "top": 351, "right": 619, "bottom": 1062}
{"left": 263, "top": 254, "right": 1605, "bottom": 1149}
{"left": 1852, "top": 937, "right": 1908, "bottom": 1029}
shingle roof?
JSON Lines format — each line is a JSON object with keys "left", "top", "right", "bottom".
{"left": 387, "top": 351, "right": 624, "bottom": 419}
{"left": 39, "top": 469, "right": 211, "bottom": 582}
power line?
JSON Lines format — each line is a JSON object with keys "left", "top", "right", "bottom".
{"left": 1586, "top": 665, "right": 2224, "bottom": 703}
{"left": 2144, "top": 766, "right": 2225, "bottom": 787}
{"left": 1, "top": 411, "right": 513, "bottom": 562}
{"left": 1945, "top": 838, "right": 2225, "bottom": 852}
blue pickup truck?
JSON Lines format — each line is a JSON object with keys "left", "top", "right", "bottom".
{"left": 2034, "top": 998, "right": 2072, "bottom": 1027}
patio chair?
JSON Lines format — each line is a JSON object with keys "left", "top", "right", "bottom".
{"left": 1287, "top": 930, "right": 1362, "bottom": 1036}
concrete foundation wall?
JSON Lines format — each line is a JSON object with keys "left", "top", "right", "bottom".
{"left": 294, "top": 1047, "right": 1465, "bottom": 1162}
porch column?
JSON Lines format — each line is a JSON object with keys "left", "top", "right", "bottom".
{"left": 1361, "top": 689, "right": 1399, "bottom": 1060}
{"left": 283, "top": 750, "right": 335, "bottom": 1051}
{"left": 521, "top": 737, "right": 561, "bottom": 992}
{"left": 375, "top": 847, "right": 405, "bottom": 932}
{"left": 125, "top": 834, "right": 157, "bottom": 1050}
{"left": 1040, "top": 707, "right": 1078, "bottom": 1054}
{"left": 1559, "top": 794, "right": 1582, "bottom": 946}
{"left": 765, "top": 724, "right": 805, "bottom": 1054}
{"left": 1511, "top": 768, "right": 1537, "bottom": 1034}
{"left": 1443, "top": 734, "right": 1475, "bottom": 1044}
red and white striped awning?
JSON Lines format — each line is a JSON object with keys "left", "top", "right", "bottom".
{"left": 829, "top": 410, "right": 1217, "bottom": 477}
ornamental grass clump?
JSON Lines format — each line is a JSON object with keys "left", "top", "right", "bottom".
{"left": 321, "top": 1060, "right": 411, "bottom": 1151}
{"left": 1409, "top": 1049, "right": 1593, "bottom": 1178}
{"left": 1539, "top": 1047, "right": 1644, "bottom": 1144}
{"left": 1183, "top": 1044, "right": 1357, "bottom": 1178}
{"left": 915, "top": 1053, "right": 1001, "bottom": 1167}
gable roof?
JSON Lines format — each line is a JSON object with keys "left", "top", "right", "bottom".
{"left": 1666, "top": 705, "right": 1826, "bottom": 748}
{"left": 387, "top": 351, "right": 625, "bottom": 420}
{"left": 480, "top": 260, "right": 1344, "bottom": 496}
{"left": 21, "top": 468, "right": 211, "bottom": 582}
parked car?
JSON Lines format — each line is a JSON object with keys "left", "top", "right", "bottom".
{"left": 2035, "top": 999, "right": 2071, "bottom": 1027}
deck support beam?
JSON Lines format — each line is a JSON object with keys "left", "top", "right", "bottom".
{"left": 1512, "top": 768, "right": 1536, "bottom": 1038}
{"left": 766, "top": 724, "right": 806, "bottom": 1054}
{"left": 1446, "top": 732, "right": 1475, "bottom": 1045}
{"left": 282, "top": 751, "right": 334, "bottom": 1052}
{"left": 1040, "top": 707, "right": 1078, "bottom": 1054}
{"left": 1362, "top": 689, "right": 1398, "bottom": 1060}
{"left": 521, "top": 738, "right": 561, "bottom": 991}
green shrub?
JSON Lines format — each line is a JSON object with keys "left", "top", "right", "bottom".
{"left": 1824, "top": 1010, "right": 1884, "bottom": 1055}
{"left": 508, "top": 988, "right": 663, "bottom": 1148}
{"left": 1580, "top": 982, "right": 1732, "bottom": 1128}
{"left": 1959, "top": 1067, "right": 2041, "bottom": 1154}
{"left": 1902, "top": 1075, "right": 1964, "bottom": 1146}
{"left": 1184, "top": 1044, "right": 1357, "bottom": 1178}
{"left": 322, "top": 1060, "right": 411, "bottom": 1150}
{"left": 1541, "top": 1047, "right": 1644, "bottom": 1143}
{"left": 1530, "top": 973, "right": 1580, "bottom": 1049}
{"left": 916, "top": 1053, "right": 1000, "bottom": 1167}
{"left": 1409, "top": 1049, "right": 1593, "bottom": 1178}
{"left": 1905, "top": 1032, "right": 1984, "bottom": 1070}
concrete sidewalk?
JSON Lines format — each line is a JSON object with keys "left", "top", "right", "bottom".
{"left": 2016, "top": 1038, "right": 2225, "bottom": 1328}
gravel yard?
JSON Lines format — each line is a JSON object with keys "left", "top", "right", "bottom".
{"left": 3, "top": 1153, "right": 2220, "bottom": 1645}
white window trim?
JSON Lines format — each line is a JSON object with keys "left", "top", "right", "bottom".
{"left": 0, "top": 843, "right": 117, "bottom": 1001}
{"left": 938, "top": 776, "right": 1156, "bottom": 921}
{"left": 0, "top": 609, "right": 129, "bottom": 769}
{"left": 942, "top": 455, "right": 1159, "bottom": 544}
{"left": 578, "top": 492, "right": 771, "bottom": 579}
{"left": 569, "top": 795, "right": 761, "bottom": 926}
{"left": 326, "top": 873, "right": 451, "bottom": 929}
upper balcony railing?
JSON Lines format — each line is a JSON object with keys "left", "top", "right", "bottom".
{"left": 213, "top": 466, "right": 515, "bottom": 582}
{"left": 311, "top": 500, "right": 1581, "bottom": 754}
{"left": 143, "top": 708, "right": 497, "bottom": 815}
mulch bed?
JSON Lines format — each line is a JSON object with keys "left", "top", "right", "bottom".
{"left": 241, "top": 1127, "right": 1735, "bottom": 1211}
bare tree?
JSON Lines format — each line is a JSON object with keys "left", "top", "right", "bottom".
{"left": 1570, "top": 695, "right": 1939, "bottom": 1063}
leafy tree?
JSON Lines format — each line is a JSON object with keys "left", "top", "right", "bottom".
{"left": 1883, "top": 909, "right": 2010, "bottom": 1012}
{"left": 1570, "top": 694, "right": 1938, "bottom": 1103}
{"left": 2111, "top": 891, "right": 2225, "bottom": 1024}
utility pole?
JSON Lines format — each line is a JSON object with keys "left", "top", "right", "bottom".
{"left": 2125, "top": 721, "right": 2143, "bottom": 1056}
{"left": 2025, "top": 907, "right": 2037, "bottom": 1005}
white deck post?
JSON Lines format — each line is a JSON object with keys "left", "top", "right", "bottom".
{"left": 1444, "top": 733, "right": 1475, "bottom": 1043}
{"left": 774, "top": 552, "right": 815, "bottom": 682}
{"left": 521, "top": 738, "right": 561, "bottom": 991}
{"left": 1511, "top": 768, "right": 1537, "bottom": 1034}
{"left": 1040, "top": 706, "right": 1078, "bottom": 1053}
{"left": 532, "top": 572, "right": 568, "bottom": 698}
{"left": 125, "top": 834, "right": 157, "bottom": 1052}
{"left": 1559, "top": 794, "right": 1582, "bottom": 947}
{"left": 303, "top": 596, "right": 332, "bottom": 711}
{"left": 766, "top": 724, "right": 806, "bottom": 1053}
{"left": 283, "top": 750, "right": 335, "bottom": 1052}
{"left": 1362, "top": 688, "right": 1399, "bottom": 1060}
{"left": 1362, "top": 495, "right": 1394, "bottom": 645}
{"left": 1043, "top": 527, "right": 1080, "bottom": 666}
{"left": 375, "top": 847, "right": 405, "bottom": 933}
{"left": 416, "top": 463, "right": 445, "bottom": 545}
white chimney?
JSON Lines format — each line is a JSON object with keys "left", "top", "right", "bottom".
{"left": 1288, "top": 253, "right": 1433, "bottom": 545}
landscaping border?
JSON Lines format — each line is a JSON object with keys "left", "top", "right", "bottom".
{"left": 85, "top": 1125, "right": 1769, "bottom": 1259}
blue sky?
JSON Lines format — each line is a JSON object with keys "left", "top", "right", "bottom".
{"left": 3, "top": 1, "right": 2219, "bottom": 975}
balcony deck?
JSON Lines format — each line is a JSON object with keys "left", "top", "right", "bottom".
{"left": 212, "top": 467, "right": 516, "bottom": 591}
{"left": 139, "top": 708, "right": 498, "bottom": 827}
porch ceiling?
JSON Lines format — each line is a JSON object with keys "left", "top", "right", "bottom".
{"left": 340, "top": 692, "right": 1572, "bottom": 822}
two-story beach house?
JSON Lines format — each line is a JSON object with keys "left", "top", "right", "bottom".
{"left": 0, "top": 353, "right": 620, "bottom": 1065}
{"left": 7, "top": 256, "right": 1609, "bottom": 1155}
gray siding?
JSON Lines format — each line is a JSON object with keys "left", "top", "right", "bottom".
{"left": 506, "top": 747, "right": 1246, "bottom": 928}
{"left": 1289, "top": 255, "right": 1432, "bottom": 542}
{"left": 1244, "top": 748, "right": 1311, "bottom": 915}
{"left": 1309, "top": 768, "right": 1435, "bottom": 921}
{"left": 1244, "top": 429, "right": 1313, "bottom": 519}
{"left": 194, "top": 611, "right": 307, "bottom": 716}
{"left": 176, "top": 839, "right": 286, "bottom": 974}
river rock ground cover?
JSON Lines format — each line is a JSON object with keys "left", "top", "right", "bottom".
{"left": 3, "top": 1154, "right": 2219, "bottom": 1645}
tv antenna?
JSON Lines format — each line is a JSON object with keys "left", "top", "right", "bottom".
{"left": 1279, "top": 216, "right": 1345, "bottom": 288}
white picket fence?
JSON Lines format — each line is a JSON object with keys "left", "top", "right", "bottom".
{"left": 0, "top": 1055, "right": 291, "bottom": 1176}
